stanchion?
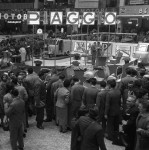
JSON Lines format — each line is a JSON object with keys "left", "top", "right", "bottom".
{"left": 70, "top": 25, "right": 73, "bottom": 66}
{"left": 32, "top": 25, "right": 34, "bottom": 66}
{"left": 97, "top": 24, "right": 100, "bottom": 42}
{"left": 43, "top": 24, "right": 46, "bottom": 66}
{"left": 107, "top": 25, "right": 110, "bottom": 57}
{"left": 54, "top": 25, "right": 57, "bottom": 67}
{"left": 85, "top": 25, "right": 89, "bottom": 66}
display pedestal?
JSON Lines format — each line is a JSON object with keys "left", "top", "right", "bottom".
{"left": 96, "top": 57, "right": 107, "bottom": 66}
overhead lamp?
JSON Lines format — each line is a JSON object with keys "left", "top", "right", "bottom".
{"left": 128, "top": 21, "right": 132, "bottom": 24}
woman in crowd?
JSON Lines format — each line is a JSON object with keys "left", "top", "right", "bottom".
{"left": 0, "top": 73, "right": 8, "bottom": 126}
{"left": 135, "top": 99, "right": 149, "bottom": 150}
{"left": 55, "top": 79, "right": 71, "bottom": 133}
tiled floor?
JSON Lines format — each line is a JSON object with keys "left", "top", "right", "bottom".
{"left": 0, "top": 116, "right": 125, "bottom": 150}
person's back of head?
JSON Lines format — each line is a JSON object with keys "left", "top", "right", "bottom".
{"left": 107, "top": 79, "right": 116, "bottom": 89}
{"left": 38, "top": 71, "right": 45, "bottom": 79}
{"left": 63, "top": 79, "right": 71, "bottom": 88}
{"left": 125, "top": 67, "right": 132, "bottom": 76}
{"left": 89, "top": 78, "right": 97, "bottom": 86}
{"left": 140, "top": 69, "right": 146, "bottom": 77}
{"left": 131, "top": 69, "right": 138, "bottom": 77}
{"left": 59, "top": 74, "right": 65, "bottom": 80}
{"left": 11, "top": 77, "right": 18, "bottom": 85}
{"left": 133, "top": 79, "right": 142, "bottom": 89}
{"left": 99, "top": 80, "right": 106, "bottom": 89}
{"left": 89, "top": 106, "right": 99, "bottom": 120}
{"left": 72, "top": 77, "right": 79, "bottom": 83}
{"left": 11, "top": 88, "right": 19, "bottom": 97}
{"left": 6, "top": 83, "right": 14, "bottom": 93}
{"left": 27, "top": 67, "right": 33, "bottom": 74}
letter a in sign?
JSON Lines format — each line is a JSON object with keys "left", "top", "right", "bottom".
{"left": 82, "top": 12, "right": 95, "bottom": 25}
{"left": 50, "top": 12, "right": 63, "bottom": 25}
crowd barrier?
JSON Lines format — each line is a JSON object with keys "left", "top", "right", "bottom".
{"left": 62, "top": 39, "right": 138, "bottom": 60}
{"left": 0, "top": 59, "right": 137, "bottom": 84}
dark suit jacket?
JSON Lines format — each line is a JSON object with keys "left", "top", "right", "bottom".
{"left": 81, "top": 122, "right": 107, "bottom": 150}
{"left": 96, "top": 89, "right": 108, "bottom": 121}
{"left": 5, "top": 97, "right": 25, "bottom": 127}
{"left": 105, "top": 89, "right": 121, "bottom": 116}
{"left": 123, "top": 105, "right": 139, "bottom": 136}
{"left": 34, "top": 79, "right": 46, "bottom": 107}
{"left": 71, "top": 84, "right": 85, "bottom": 103}
{"left": 77, "top": 116, "right": 107, "bottom": 150}
{"left": 83, "top": 87, "right": 98, "bottom": 108}
{"left": 46, "top": 75, "right": 59, "bottom": 105}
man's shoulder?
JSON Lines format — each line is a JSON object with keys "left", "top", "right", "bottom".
{"left": 11, "top": 98, "right": 24, "bottom": 106}
{"left": 98, "top": 90, "right": 107, "bottom": 95}
{"left": 73, "top": 84, "right": 84, "bottom": 89}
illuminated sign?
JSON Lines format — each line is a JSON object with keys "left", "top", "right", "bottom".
{"left": 7, "top": 20, "right": 22, "bottom": 24}
{"left": 50, "top": 12, "right": 63, "bottom": 25}
{"left": 119, "top": 5, "right": 149, "bottom": 16}
{"left": 0, "top": 11, "right": 117, "bottom": 26}
{"left": 27, "top": 11, "right": 40, "bottom": 25}
{"left": 104, "top": 12, "right": 117, "bottom": 25}
{"left": 0, "top": 13, "right": 27, "bottom": 20}
{"left": 82, "top": 12, "right": 95, "bottom": 25}
{"left": 66, "top": 12, "right": 79, "bottom": 25}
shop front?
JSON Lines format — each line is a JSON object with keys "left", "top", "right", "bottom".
{"left": 118, "top": 5, "right": 149, "bottom": 33}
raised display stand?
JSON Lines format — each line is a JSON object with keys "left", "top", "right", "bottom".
{"left": 96, "top": 56, "right": 108, "bottom": 67}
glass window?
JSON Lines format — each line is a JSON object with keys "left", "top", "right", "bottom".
{"left": 106, "top": 0, "right": 118, "bottom": 7}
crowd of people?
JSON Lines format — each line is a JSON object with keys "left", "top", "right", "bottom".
{"left": 0, "top": 65, "right": 149, "bottom": 150}
{"left": 0, "top": 36, "right": 45, "bottom": 67}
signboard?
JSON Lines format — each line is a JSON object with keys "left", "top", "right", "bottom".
{"left": 102, "top": 43, "right": 112, "bottom": 57}
{"left": 0, "top": 10, "right": 114, "bottom": 26}
{"left": 137, "top": 43, "right": 149, "bottom": 52}
{"left": 7, "top": 20, "right": 21, "bottom": 24}
{"left": 50, "top": 12, "right": 63, "bottom": 25}
{"left": 0, "top": 13, "right": 27, "bottom": 20}
{"left": 27, "top": 11, "right": 40, "bottom": 25}
{"left": 116, "top": 45, "right": 131, "bottom": 57}
{"left": 119, "top": 5, "right": 149, "bottom": 16}
{"left": 104, "top": 12, "right": 117, "bottom": 25}
{"left": 82, "top": 12, "right": 95, "bottom": 25}
{"left": 130, "top": 0, "right": 145, "bottom": 5}
{"left": 73, "top": 41, "right": 94, "bottom": 54}
{"left": 66, "top": 12, "right": 79, "bottom": 25}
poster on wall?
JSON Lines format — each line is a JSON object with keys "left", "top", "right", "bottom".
{"left": 73, "top": 41, "right": 94, "bottom": 54}
{"left": 115, "top": 45, "right": 131, "bottom": 57}
{"left": 101, "top": 43, "right": 112, "bottom": 57}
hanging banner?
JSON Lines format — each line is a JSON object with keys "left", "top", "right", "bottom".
{"left": 27, "top": 11, "right": 40, "bottom": 25}
{"left": 50, "top": 12, "right": 63, "bottom": 25}
{"left": 104, "top": 12, "right": 117, "bottom": 25}
{"left": 66, "top": 12, "right": 79, "bottom": 25}
{"left": 73, "top": 41, "right": 94, "bottom": 54}
{"left": 102, "top": 42, "right": 112, "bottom": 57}
{"left": 82, "top": 12, "right": 95, "bottom": 25}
